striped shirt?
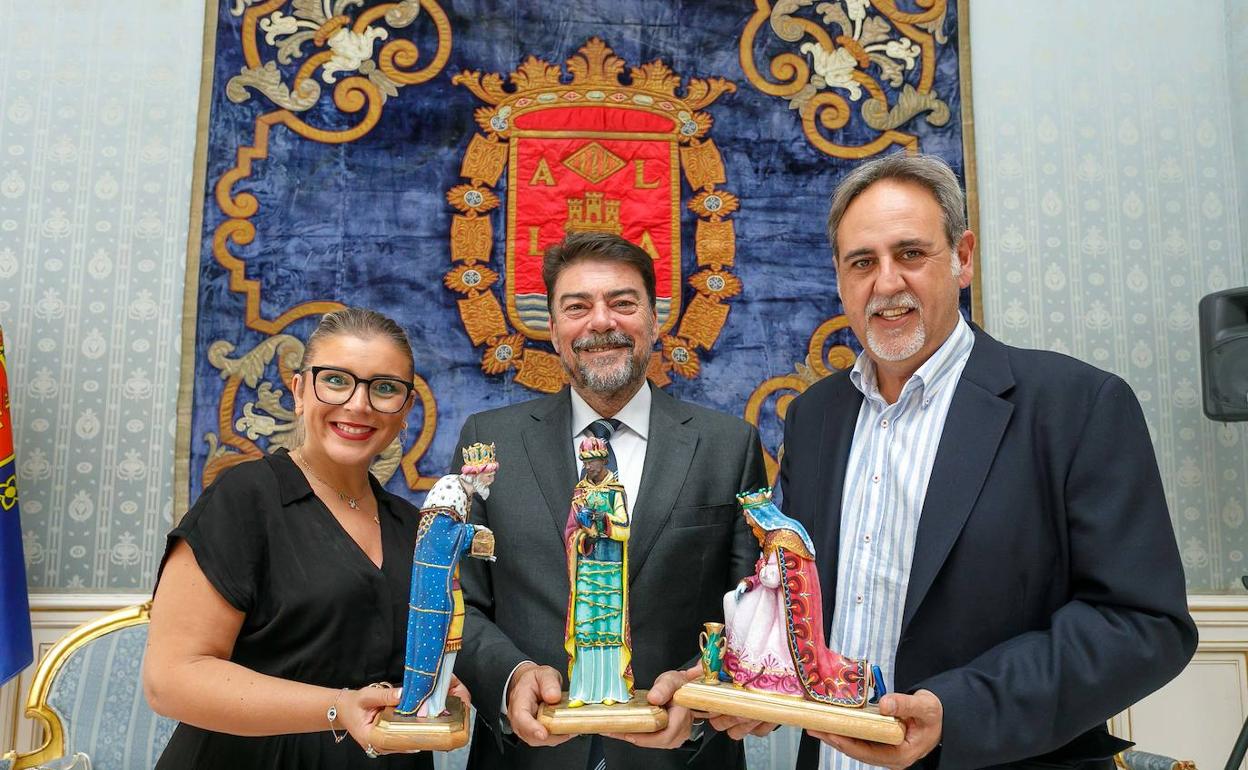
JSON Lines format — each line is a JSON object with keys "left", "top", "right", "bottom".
{"left": 823, "top": 316, "right": 974, "bottom": 770}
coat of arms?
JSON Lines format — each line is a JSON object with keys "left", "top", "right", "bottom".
{"left": 445, "top": 39, "right": 742, "bottom": 392}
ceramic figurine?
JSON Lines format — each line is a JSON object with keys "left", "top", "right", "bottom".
{"left": 535, "top": 436, "right": 666, "bottom": 736}
{"left": 369, "top": 442, "right": 497, "bottom": 752}
{"left": 673, "top": 488, "right": 901, "bottom": 746}
{"left": 723, "top": 488, "right": 872, "bottom": 705}
{"left": 563, "top": 436, "right": 632, "bottom": 707}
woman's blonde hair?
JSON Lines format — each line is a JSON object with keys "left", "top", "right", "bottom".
{"left": 299, "top": 306, "right": 414, "bottom": 372}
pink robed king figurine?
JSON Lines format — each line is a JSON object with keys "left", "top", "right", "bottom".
{"left": 722, "top": 488, "right": 876, "bottom": 707}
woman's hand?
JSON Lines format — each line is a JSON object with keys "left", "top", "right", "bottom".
{"left": 340, "top": 686, "right": 403, "bottom": 754}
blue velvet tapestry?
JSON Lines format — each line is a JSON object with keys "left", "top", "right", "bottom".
{"left": 184, "top": 0, "right": 971, "bottom": 503}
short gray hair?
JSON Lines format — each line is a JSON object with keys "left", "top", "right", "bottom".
{"left": 826, "top": 153, "right": 967, "bottom": 260}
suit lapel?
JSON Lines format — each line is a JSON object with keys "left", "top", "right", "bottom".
{"left": 813, "top": 375, "right": 863, "bottom": 627}
{"left": 521, "top": 388, "right": 579, "bottom": 544}
{"left": 901, "top": 328, "right": 1015, "bottom": 633}
{"left": 628, "top": 385, "right": 696, "bottom": 583}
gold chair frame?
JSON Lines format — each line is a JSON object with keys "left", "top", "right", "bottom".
{"left": 6, "top": 602, "right": 152, "bottom": 770}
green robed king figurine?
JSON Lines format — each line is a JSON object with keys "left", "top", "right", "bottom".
{"left": 673, "top": 488, "right": 902, "bottom": 745}
{"left": 536, "top": 436, "right": 667, "bottom": 735}
{"left": 368, "top": 443, "right": 499, "bottom": 752}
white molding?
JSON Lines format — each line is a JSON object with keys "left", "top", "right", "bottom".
{"left": 26, "top": 593, "right": 149, "bottom": 612}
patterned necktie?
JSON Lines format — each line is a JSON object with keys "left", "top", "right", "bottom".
{"left": 583, "top": 418, "right": 621, "bottom": 476}
{"left": 585, "top": 416, "right": 620, "bottom": 770}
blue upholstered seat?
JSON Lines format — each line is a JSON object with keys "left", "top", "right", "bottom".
{"left": 9, "top": 603, "right": 175, "bottom": 770}
{"left": 43, "top": 623, "right": 174, "bottom": 769}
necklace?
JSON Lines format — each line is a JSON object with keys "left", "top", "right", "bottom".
{"left": 293, "top": 451, "right": 379, "bottom": 524}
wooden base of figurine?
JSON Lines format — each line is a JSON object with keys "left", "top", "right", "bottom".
{"left": 537, "top": 690, "right": 669, "bottom": 735}
{"left": 368, "top": 695, "right": 470, "bottom": 752}
{"left": 673, "top": 681, "right": 904, "bottom": 746}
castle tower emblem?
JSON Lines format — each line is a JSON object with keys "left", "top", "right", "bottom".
{"left": 565, "top": 193, "right": 622, "bottom": 235}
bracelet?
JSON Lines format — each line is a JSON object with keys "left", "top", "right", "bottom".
{"left": 327, "top": 688, "right": 348, "bottom": 744}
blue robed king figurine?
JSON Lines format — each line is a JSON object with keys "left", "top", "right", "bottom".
{"left": 396, "top": 442, "right": 498, "bottom": 718}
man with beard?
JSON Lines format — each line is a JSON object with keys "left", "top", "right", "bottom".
{"left": 782, "top": 154, "right": 1196, "bottom": 770}
{"left": 451, "top": 232, "right": 768, "bottom": 770}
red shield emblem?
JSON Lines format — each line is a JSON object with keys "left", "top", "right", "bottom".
{"left": 508, "top": 107, "right": 681, "bottom": 338}
{"left": 447, "top": 39, "right": 740, "bottom": 393}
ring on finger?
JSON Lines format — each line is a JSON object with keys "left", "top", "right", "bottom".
{"left": 365, "top": 744, "right": 379, "bottom": 759}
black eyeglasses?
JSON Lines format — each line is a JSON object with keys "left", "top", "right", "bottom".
{"left": 303, "top": 366, "right": 414, "bottom": 413}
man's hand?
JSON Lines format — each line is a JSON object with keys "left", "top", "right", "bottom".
{"left": 707, "top": 714, "right": 779, "bottom": 740}
{"left": 604, "top": 665, "right": 700, "bottom": 749}
{"left": 808, "top": 690, "right": 943, "bottom": 770}
{"left": 506, "top": 663, "right": 572, "bottom": 747}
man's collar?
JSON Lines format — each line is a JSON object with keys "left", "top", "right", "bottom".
{"left": 850, "top": 315, "right": 974, "bottom": 403}
{"left": 570, "top": 381, "right": 652, "bottom": 440}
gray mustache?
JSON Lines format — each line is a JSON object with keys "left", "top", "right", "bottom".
{"left": 572, "top": 331, "right": 634, "bottom": 351}
{"left": 866, "top": 291, "right": 919, "bottom": 315}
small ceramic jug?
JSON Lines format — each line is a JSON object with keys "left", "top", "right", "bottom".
{"left": 698, "top": 621, "right": 726, "bottom": 684}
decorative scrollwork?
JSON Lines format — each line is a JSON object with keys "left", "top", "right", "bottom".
{"left": 200, "top": 1, "right": 451, "bottom": 492}
{"left": 215, "top": 0, "right": 451, "bottom": 335}
{"left": 739, "top": 0, "right": 952, "bottom": 159}
{"left": 745, "top": 315, "right": 858, "bottom": 483}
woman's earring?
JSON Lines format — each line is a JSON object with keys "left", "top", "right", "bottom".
{"left": 401, "top": 421, "right": 409, "bottom": 430}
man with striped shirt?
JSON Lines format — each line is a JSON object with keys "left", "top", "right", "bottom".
{"left": 780, "top": 154, "right": 1195, "bottom": 770}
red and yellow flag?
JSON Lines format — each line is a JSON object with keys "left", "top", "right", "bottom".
{"left": 0, "top": 325, "right": 32, "bottom": 683}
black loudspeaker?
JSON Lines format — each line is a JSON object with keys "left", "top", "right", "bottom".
{"left": 1199, "top": 286, "right": 1248, "bottom": 422}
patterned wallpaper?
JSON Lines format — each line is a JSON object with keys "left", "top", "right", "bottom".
{"left": 1232, "top": 0, "right": 1248, "bottom": 236}
{"left": 972, "top": 0, "right": 1248, "bottom": 592}
{"left": 0, "top": 0, "right": 202, "bottom": 590}
{"left": 0, "top": 0, "right": 1243, "bottom": 596}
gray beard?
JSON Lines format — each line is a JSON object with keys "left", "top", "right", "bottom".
{"left": 866, "top": 322, "right": 926, "bottom": 362}
{"left": 578, "top": 355, "right": 642, "bottom": 394}
{"left": 469, "top": 477, "right": 491, "bottom": 500}
{"left": 569, "top": 329, "right": 647, "bottom": 395}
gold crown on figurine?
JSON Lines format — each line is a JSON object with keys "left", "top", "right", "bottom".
{"left": 736, "top": 488, "right": 774, "bottom": 509}
{"left": 578, "top": 436, "right": 610, "bottom": 460}
{"left": 461, "top": 442, "right": 498, "bottom": 474}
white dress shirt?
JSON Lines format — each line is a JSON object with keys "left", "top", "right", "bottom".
{"left": 569, "top": 383, "right": 651, "bottom": 512}
{"left": 823, "top": 316, "right": 974, "bottom": 770}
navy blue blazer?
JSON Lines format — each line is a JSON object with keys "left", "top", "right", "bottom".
{"left": 780, "top": 325, "right": 1197, "bottom": 770}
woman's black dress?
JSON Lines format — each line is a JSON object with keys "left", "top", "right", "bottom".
{"left": 154, "top": 449, "right": 434, "bottom": 769}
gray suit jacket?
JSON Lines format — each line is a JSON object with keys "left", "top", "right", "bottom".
{"left": 452, "top": 384, "right": 767, "bottom": 770}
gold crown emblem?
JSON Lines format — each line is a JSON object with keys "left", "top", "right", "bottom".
{"left": 461, "top": 442, "right": 497, "bottom": 467}
{"left": 578, "top": 436, "right": 610, "bottom": 460}
{"left": 565, "top": 191, "right": 622, "bottom": 234}
{"left": 736, "top": 487, "right": 773, "bottom": 509}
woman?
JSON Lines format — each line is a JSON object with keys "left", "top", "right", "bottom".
{"left": 722, "top": 488, "right": 874, "bottom": 708}
{"left": 143, "top": 308, "right": 455, "bottom": 768}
